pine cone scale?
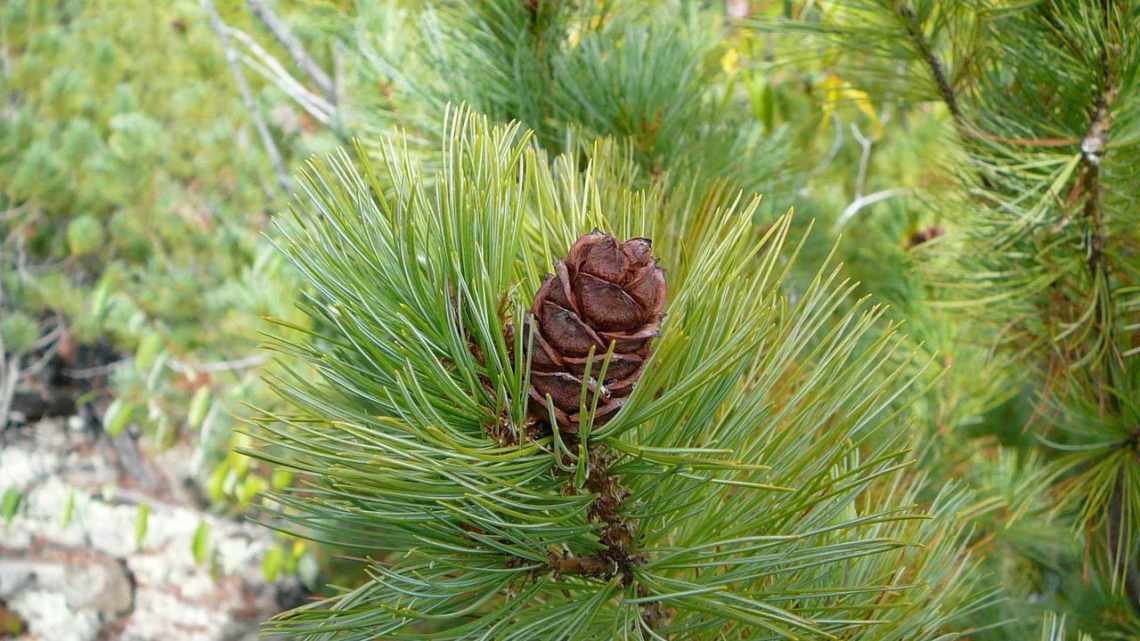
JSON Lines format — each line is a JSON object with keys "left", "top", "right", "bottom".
{"left": 575, "top": 273, "right": 645, "bottom": 331}
{"left": 625, "top": 266, "right": 667, "bottom": 312}
{"left": 539, "top": 302, "right": 606, "bottom": 356}
{"left": 546, "top": 263, "right": 578, "bottom": 311}
{"left": 599, "top": 325, "right": 659, "bottom": 353}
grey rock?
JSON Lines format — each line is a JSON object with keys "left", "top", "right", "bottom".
{"left": 0, "top": 419, "right": 300, "bottom": 640}
{"left": 63, "top": 559, "right": 133, "bottom": 616}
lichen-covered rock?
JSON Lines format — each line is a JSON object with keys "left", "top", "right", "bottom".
{"left": 0, "top": 419, "right": 299, "bottom": 641}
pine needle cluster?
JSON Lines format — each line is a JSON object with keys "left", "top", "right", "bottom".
{"left": 251, "top": 107, "right": 990, "bottom": 640}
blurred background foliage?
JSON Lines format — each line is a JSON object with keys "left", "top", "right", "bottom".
{"left": 1, "top": 0, "right": 1134, "bottom": 637}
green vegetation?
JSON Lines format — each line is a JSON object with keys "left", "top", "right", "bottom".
{"left": 1, "top": 0, "right": 320, "bottom": 509}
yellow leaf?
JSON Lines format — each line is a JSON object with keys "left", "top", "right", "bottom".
{"left": 721, "top": 48, "right": 741, "bottom": 76}
{"left": 818, "top": 74, "right": 882, "bottom": 137}
{"left": 568, "top": 25, "right": 583, "bottom": 49}
{"left": 841, "top": 86, "right": 883, "bottom": 138}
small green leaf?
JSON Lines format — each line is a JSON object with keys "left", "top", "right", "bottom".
{"left": 206, "top": 462, "right": 229, "bottom": 503}
{"left": 2, "top": 487, "right": 22, "bottom": 526}
{"left": 134, "top": 503, "right": 150, "bottom": 549}
{"left": 102, "top": 399, "right": 133, "bottom": 436}
{"left": 0, "top": 313, "right": 39, "bottom": 354}
{"left": 145, "top": 352, "right": 168, "bottom": 391}
{"left": 61, "top": 489, "right": 75, "bottom": 527}
{"left": 187, "top": 386, "right": 211, "bottom": 430}
{"left": 285, "top": 540, "right": 305, "bottom": 574}
{"left": 297, "top": 551, "right": 320, "bottom": 590}
{"left": 760, "top": 80, "right": 775, "bottom": 132}
{"left": 191, "top": 520, "right": 210, "bottom": 565}
{"left": 154, "top": 415, "right": 175, "bottom": 447}
{"left": 135, "top": 331, "right": 163, "bottom": 372}
{"left": 233, "top": 451, "right": 251, "bottom": 477}
{"left": 262, "top": 545, "right": 284, "bottom": 582}
{"left": 237, "top": 475, "right": 267, "bottom": 509}
{"left": 270, "top": 468, "right": 293, "bottom": 490}
{"left": 87, "top": 278, "right": 112, "bottom": 323}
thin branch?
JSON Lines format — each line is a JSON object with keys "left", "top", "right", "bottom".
{"left": 808, "top": 113, "right": 844, "bottom": 177}
{"left": 0, "top": 353, "right": 18, "bottom": 429}
{"left": 200, "top": 0, "right": 292, "bottom": 194}
{"left": 1079, "top": 2, "right": 1121, "bottom": 392}
{"left": 168, "top": 354, "right": 268, "bottom": 375}
{"left": 63, "top": 360, "right": 129, "bottom": 380}
{"left": 246, "top": 0, "right": 336, "bottom": 104}
{"left": 894, "top": 5, "right": 996, "bottom": 191}
{"left": 226, "top": 25, "right": 335, "bottom": 125}
{"left": 20, "top": 335, "right": 61, "bottom": 379}
{"left": 834, "top": 188, "right": 908, "bottom": 232}
{"left": 896, "top": 6, "right": 963, "bottom": 126}
{"left": 333, "top": 40, "right": 347, "bottom": 109}
{"left": 850, "top": 122, "right": 872, "bottom": 199}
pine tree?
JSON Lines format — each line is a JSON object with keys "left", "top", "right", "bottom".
{"left": 251, "top": 108, "right": 992, "bottom": 640}
{"left": 759, "top": 0, "right": 1140, "bottom": 635}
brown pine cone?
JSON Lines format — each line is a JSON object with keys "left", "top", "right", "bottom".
{"left": 526, "top": 231, "right": 666, "bottom": 432}
{"left": 906, "top": 225, "right": 944, "bottom": 248}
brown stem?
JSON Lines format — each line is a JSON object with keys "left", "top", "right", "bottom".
{"left": 542, "top": 445, "right": 665, "bottom": 630}
{"left": 545, "top": 449, "right": 640, "bottom": 584}
{"left": 896, "top": 6, "right": 964, "bottom": 127}
{"left": 1080, "top": 0, "right": 1137, "bottom": 611}
{"left": 894, "top": 5, "right": 996, "bottom": 191}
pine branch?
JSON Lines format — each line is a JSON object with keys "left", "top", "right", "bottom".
{"left": 1078, "top": 0, "right": 1136, "bottom": 608}
{"left": 1078, "top": 19, "right": 1118, "bottom": 355}
{"left": 895, "top": 5, "right": 963, "bottom": 126}
{"left": 892, "top": 4, "right": 1001, "bottom": 193}
{"left": 256, "top": 110, "right": 990, "bottom": 640}
{"left": 224, "top": 25, "right": 336, "bottom": 126}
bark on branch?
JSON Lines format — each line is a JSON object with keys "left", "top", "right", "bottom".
{"left": 894, "top": 5, "right": 998, "bottom": 193}
{"left": 896, "top": 6, "right": 963, "bottom": 127}
{"left": 1081, "top": 2, "right": 1136, "bottom": 610}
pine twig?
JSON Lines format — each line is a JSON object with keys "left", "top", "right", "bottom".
{"left": 896, "top": 6, "right": 963, "bottom": 126}
{"left": 246, "top": 0, "right": 336, "bottom": 105}
{"left": 168, "top": 354, "right": 267, "bottom": 375}
{"left": 834, "top": 189, "right": 908, "bottom": 231}
{"left": 850, "top": 122, "right": 873, "bottom": 199}
{"left": 1079, "top": 1, "right": 1136, "bottom": 609}
{"left": 0, "top": 353, "right": 18, "bottom": 429}
{"left": 63, "top": 359, "right": 129, "bottom": 380}
{"left": 200, "top": 0, "right": 292, "bottom": 194}
{"left": 894, "top": 5, "right": 996, "bottom": 191}
{"left": 225, "top": 25, "right": 335, "bottom": 126}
